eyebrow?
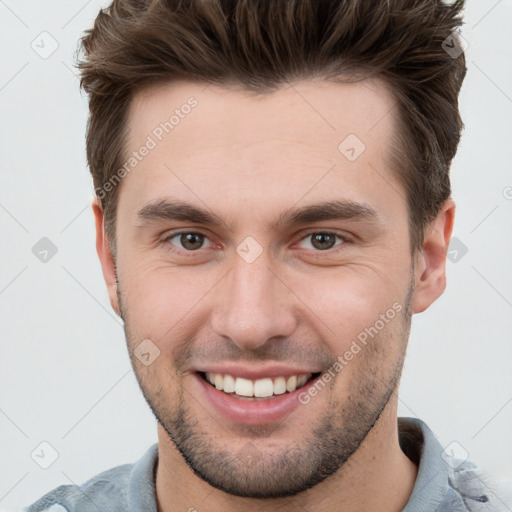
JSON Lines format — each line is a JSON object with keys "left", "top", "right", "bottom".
{"left": 136, "top": 198, "right": 381, "bottom": 232}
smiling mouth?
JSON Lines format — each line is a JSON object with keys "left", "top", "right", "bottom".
{"left": 198, "top": 371, "right": 321, "bottom": 401}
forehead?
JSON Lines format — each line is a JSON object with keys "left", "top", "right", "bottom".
{"left": 127, "top": 76, "right": 396, "bottom": 151}
{"left": 120, "top": 77, "right": 402, "bottom": 224}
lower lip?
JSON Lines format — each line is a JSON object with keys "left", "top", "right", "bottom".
{"left": 194, "top": 373, "right": 319, "bottom": 425}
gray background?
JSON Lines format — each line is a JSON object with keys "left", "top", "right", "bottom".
{"left": 1, "top": 1, "right": 511, "bottom": 510}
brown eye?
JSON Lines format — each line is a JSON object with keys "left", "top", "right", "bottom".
{"left": 298, "top": 232, "right": 344, "bottom": 251}
{"left": 165, "top": 232, "right": 211, "bottom": 252}
{"left": 310, "top": 233, "right": 336, "bottom": 250}
{"left": 179, "top": 233, "right": 205, "bottom": 250}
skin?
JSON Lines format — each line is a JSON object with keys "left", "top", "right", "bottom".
{"left": 93, "top": 78, "right": 455, "bottom": 512}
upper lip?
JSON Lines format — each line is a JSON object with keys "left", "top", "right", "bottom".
{"left": 194, "top": 364, "right": 322, "bottom": 381}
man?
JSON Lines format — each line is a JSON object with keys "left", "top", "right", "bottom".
{"left": 23, "top": 0, "right": 510, "bottom": 511}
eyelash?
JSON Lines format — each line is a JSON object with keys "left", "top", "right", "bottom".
{"left": 160, "top": 230, "right": 348, "bottom": 257}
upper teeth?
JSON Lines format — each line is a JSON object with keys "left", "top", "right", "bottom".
{"left": 205, "top": 372, "right": 311, "bottom": 397}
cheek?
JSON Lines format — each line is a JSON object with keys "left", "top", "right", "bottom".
{"left": 118, "top": 246, "right": 410, "bottom": 353}
{"left": 290, "top": 267, "right": 407, "bottom": 350}
{"left": 119, "top": 263, "right": 218, "bottom": 340}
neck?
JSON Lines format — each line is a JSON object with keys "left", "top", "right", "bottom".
{"left": 155, "top": 399, "right": 418, "bottom": 512}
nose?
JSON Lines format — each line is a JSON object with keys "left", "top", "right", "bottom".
{"left": 210, "top": 248, "right": 298, "bottom": 351}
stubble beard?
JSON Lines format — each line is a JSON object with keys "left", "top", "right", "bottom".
{"left": 117, "top": 274, "right": 414, "bottom": 498}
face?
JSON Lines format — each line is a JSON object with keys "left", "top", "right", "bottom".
{"left": 95, "top": 78, "right": 445, "bottom": 498}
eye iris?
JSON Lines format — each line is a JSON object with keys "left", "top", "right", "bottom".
{"left": 181, "top": 233, "right": 204, "bottom": 250}
{"left": 311, "top": 233, "right": 336, "bottom": 250}
{"left": 177, "top": 233, "right": 338, "bottom": 251}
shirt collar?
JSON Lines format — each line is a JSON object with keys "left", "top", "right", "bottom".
{"left": 399, "top": 416, "right": 451, "bottom": 512}
{"left": 127, "top": 441, "right": 159, "bottom": 512}
{"left": 126, "top": 417, "right": 450, "bottom": 512}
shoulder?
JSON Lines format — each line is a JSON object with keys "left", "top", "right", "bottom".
{"left": 398, "top": 417, "right": 512, "bottom": 512}
{"left": 23, "top": 443, "right": 159, "bottom": 512}
{"left": 448, "top": 459, "right": 512, "bottom": 511}
{"left": 22, "top": 462, "right": 134, "bottom": 512}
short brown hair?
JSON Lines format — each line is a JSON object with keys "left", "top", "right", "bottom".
{"left": 78, "top": 0, "right": 467, "bottom": 256}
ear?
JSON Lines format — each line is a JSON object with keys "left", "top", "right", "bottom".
{"left": 92, "top": 199, "right": 121, "bottom": 317}
{"left": 412, "top": 198, "right": 456, "bottom": 314}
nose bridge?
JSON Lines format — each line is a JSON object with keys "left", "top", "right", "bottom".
{"left": 211, "top": 248, "right": 297, "bottom": 350}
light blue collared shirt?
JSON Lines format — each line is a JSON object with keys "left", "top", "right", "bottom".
{"left": 23, "top": 417, "right": 511, "bottom": 511}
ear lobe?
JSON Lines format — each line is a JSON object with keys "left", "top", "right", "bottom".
{"left": 92, "top": 199, "right": 121, "bottom": 316}
{"left": 412, "top": 198, "right": 456, "bottom": 314}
